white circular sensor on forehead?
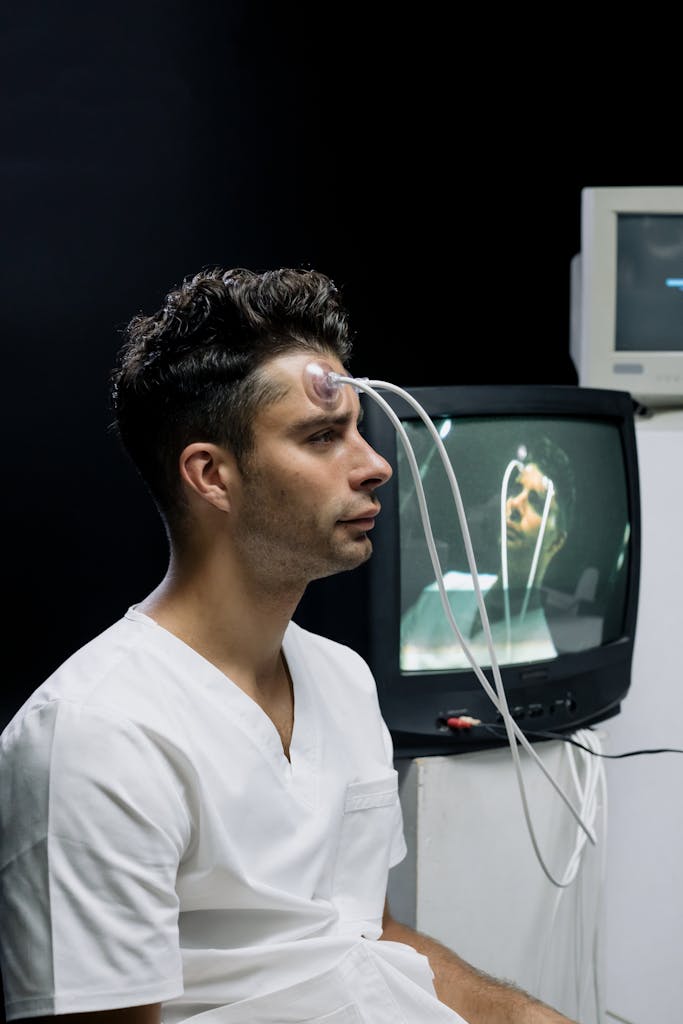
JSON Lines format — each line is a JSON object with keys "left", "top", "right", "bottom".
{"left": 303, "top": 360, "right": 344, "bottom": 411}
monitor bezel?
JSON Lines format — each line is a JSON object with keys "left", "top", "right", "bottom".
{"left": 572, "top": 185, "right": 683, "bottom": 408}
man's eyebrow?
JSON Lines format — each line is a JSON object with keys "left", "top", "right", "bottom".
{"left": 287, "top": 406, "right": 364, "bottom": 434}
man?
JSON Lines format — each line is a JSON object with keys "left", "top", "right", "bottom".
{"left": 401, "top": 437, "right": 575, "bottom": 671}
{"left": 0, "top": 267, "right": 576, "bottom": 1023}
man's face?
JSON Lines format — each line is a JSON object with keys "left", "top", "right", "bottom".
{"left": 505, "top": 462, "right": 563, "bottom": 570}
{"left": 229, "top": 351, "right": 393, "bottom": 587}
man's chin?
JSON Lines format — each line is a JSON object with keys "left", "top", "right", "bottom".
{"left": 311, "top": 539, "right": 373, "bottom": 581}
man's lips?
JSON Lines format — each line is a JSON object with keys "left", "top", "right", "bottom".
{"left": 339, "top": 509, "right": 379, "bottom": 528}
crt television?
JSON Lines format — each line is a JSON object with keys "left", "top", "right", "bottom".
{"left": 296, "top": 383, "right": 641, "bottom": 758}
{"left": 570, "top": 185, "right": 683, "bottom": 409}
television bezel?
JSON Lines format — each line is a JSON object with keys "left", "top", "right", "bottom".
{"left": 571, "top": 184, "right": 683, "bottom": 409}
{"left": 361, "top": 382, "right": 641, "bottom": 758}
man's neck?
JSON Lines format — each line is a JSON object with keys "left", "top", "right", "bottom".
{"left": 138, "top": 547, "right": 304, "bottom": 701}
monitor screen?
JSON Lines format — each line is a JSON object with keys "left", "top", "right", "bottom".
{"left": 397, "top": 414, "right": 630, "bottom": 675}
{"left": 616, "top": 213, "right": 683, "bottom": 353}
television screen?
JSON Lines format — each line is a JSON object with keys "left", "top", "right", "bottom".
{"left": 354, "top": 383, "right": 641, "bottom": 757}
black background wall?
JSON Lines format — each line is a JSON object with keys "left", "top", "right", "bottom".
{"left": 1, "top": 3, "right": 679, "bottom": 732}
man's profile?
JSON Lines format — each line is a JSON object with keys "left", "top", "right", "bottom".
{"left": 401, "top": 436, "right": 576, "bottom": 670}
{"left": 0, "top": 267, "right": 577, "bottom": 1024}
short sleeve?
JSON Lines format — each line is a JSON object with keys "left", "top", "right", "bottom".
{"left": 0, "top": 700, "right": 189, "bottom": 1019}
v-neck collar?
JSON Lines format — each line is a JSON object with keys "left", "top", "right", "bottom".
{"left": 125, "top": 607, "right": 319, "bottom": 804}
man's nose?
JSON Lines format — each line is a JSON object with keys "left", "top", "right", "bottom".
{"left": 351, "top": 436, "right": 393, "bottom": 491}
{"left": 507, "top": 493, "right": 525, "bottom": 520}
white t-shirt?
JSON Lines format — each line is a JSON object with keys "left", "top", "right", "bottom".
{"left": 0, "top": 608, "right": 464, "bottom": 1023}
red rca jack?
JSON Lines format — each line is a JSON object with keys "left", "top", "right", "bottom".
{"left": 437, "top": 711, "right": 482, "bottom": 730}
{"left": 446, "top": 715, "right": 481, "bottom": 729}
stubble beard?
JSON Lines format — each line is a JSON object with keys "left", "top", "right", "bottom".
{"left": 235, "top": 508, "right": 374, "bottom": 592}
{"left": 235, "top": 459, "right": 375, "bottom": 589}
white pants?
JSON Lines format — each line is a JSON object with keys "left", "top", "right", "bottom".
{"left": 175, "top": 941, "right": 468, "bottom": 1023}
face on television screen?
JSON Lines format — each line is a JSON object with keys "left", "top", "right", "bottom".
{"left": 616, "top": 213, "right": 683, "bottom": 353}
{"left": 398, "top": 416, "right": 631, "bottom": 674}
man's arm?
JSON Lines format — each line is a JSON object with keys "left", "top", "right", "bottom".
{"left": 10, "top": 1005, "right": 161, "bottom": 1024}
{"left": 380, "top": 901, "right": 577, "bottom": 1024}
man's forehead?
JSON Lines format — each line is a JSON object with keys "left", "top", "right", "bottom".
{"left": 255, "top": 350, "right": 356, "bottom": 424}
{"left": 261, "top": 350, "right": 344, "bottom": 391}
{"left": 266, "top": 348, "right": 345, "bottom": 373}
{"left": 518, "top": 462, "right": 551, "bottom": 493}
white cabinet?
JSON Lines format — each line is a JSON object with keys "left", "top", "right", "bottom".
{"left": 603, "top": 410, "right": 683, "bottom": 1024}
{"left": 390, "top": 742, "right": 606, "bottom": 1023}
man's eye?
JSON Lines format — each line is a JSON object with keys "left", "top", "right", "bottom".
{"left": 309, "top": 429, "right": 335, "bottom": 445}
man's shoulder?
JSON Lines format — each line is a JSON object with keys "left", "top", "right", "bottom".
{"left": 2, "top": 609, "right": 176, "bottom": 745}
{"left": 0, "top": 609, "right": 196, "bottom": 832}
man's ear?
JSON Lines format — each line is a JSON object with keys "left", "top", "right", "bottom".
{"left": 179, "top": 442, "right": 237, "bottom": 513}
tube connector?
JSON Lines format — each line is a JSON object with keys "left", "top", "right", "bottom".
{"left": 303, "top": 360, "right": 344, "bottom": 410}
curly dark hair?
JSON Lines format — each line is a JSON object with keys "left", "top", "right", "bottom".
{"left": 110, "top": 266, "right": 353, "bottom": 530}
